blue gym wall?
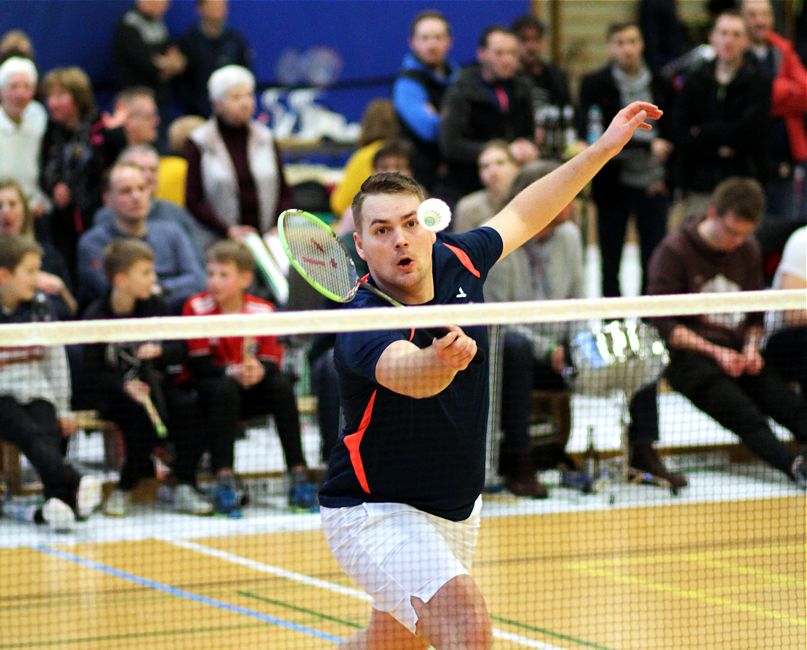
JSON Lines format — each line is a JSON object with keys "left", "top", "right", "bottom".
{"left": 0, "top": 0, "right": 530, "bottom": 121}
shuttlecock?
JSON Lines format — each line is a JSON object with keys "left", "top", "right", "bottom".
{"left": 417, "top": 198, "right": 452, "bottom": 232}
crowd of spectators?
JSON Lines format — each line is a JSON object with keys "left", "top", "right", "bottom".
{"left": 0, "top": 0, "right": 805, "bottom": 528}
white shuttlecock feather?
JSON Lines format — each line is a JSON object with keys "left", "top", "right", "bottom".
{"left": 417, "top": 198, "right": 452, "bottom": 232}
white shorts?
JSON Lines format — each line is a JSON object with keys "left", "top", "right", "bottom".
{"left": 321, "top": 496, "right": 483, "bottom": 634}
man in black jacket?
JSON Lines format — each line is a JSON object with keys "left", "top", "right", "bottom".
{"left": 578, "top": 22, "right": 675, "bottom": 297}
{"left": 438, "top": 25, "right": 537, "bottom": 207}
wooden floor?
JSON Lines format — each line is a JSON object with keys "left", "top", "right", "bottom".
{"left": 0, "top": 496, "right": 803, "bottom": 649}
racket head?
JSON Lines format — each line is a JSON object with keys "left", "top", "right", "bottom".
{"left": 277, "top": 209, "right": 360, "bottom": 303}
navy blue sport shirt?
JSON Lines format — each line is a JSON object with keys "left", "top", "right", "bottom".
{"left": 319, "top": 227, "right": 504, "bottom": 521}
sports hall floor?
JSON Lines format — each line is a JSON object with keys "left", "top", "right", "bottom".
{"left": 1, "top": 245, "right": 804, "bottom": 649}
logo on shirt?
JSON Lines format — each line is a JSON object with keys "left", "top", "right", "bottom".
{"left": 456, "top": 286, "right": 467, "bottom": 299}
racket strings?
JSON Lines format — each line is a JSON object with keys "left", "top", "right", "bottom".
{"left": 283, "top": 214, "right": 357, "bottom": 300}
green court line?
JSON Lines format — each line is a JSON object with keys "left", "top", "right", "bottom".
{"left": 0, "top": 622, "right": 266, "bottom": 649}
{"left": 238, "top": 590, "right": 363, "bottom": 629}
{"left": 491, "top": 614, "right": 615, "bottom": 650}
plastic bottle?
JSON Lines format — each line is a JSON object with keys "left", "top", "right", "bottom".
{"left": 563, "top": 105, "right": 576, "bottom": 151}
{"left": 586, "top": 105, "right": 603, "bottom": 145}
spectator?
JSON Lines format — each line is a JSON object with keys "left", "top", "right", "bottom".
{"left": 0, "top": 234, "right": 101, "bottom": 531}
{"left": 93, "top": 144, "right": 204, "bottom": 264}
{"left": 330, "top": 99, "right": 399, "bottom": 219}
{"left": 764, "top": 225, "right": 806, "bottom": 394}
{"left": 185, "top": 65, "right": 292, "bottom": 250}
{"left": 39, "top": 67, "right": 107, "bottom": 285}
{"left": 110, "top": 86, "right": 161, "bottom": 152}
{"left": 0, "top": 30, "right": 35, "bottom": 65}
{"left": 439, "top": 25, "right": 537, "bottom": 207}
{"left": 177, "top": 0, "right": 252, "bottom": 117}
{"left": 638, "top": 0, "right": 687, "bottom": 70}
{"left": 112, "top": 0, "right": 186, "bottom": 127}
{"left": 0, "top": 179, "right": 76, "bottom": 317}
{"left": 511, "top": 14, "right": 572, "bottom": 109}
{"left": 577, "top": 22, "right": 675, "bottom": 297}
{"left": 157, "top": 114, "right": 205, "bottom": 206}
{"left": 646, "top": 177, "right": 807, "bottom": 488}
{"left": 453, "top": 139, "right": 521, "bottom": 233}
{"left": 82, "top": 238, "right": 211, "bottom": 517}
{"left": 0, "top": 57, "right": 49, "bottom": 217}
{"left": 670, "top": 10, "right": 771, "bottom": 219}
{"left": 392, "top": 10, "right": 457, "bottom": 194}
{"left": 484, "top": 162, "right": 684, "bottom": 496}
{"left": 742, "top": 0, "right": 807, "bottom": 221}
{"left": 77, "top": 162, "right": 204, "bottom": 312}
{"left": 181, "top": 240, "right": 317, "bottom": 512}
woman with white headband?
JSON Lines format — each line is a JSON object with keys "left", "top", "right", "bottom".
{"left": 185, "top": 64, "right": 292, "bottom": 251}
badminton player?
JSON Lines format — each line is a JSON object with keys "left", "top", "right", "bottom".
{"left": 319, "top": 101, "right": 662, "bottom": 649}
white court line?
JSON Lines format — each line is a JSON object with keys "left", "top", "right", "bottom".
{"left": 163, "top": 537, "right": 567, "bottom": 649}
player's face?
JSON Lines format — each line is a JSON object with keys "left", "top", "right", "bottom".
{"left": 2, "top": 252, "right": 41, "bottom": 304}
{"left": 118, "top": 259, "right": 157, "bottom": 300}
{"left": 108, "top": 167, "right": 151, "bottom": 223}
{"left": 1, "top": 73, "right": 35, "bottom": 122}
{"left": 710, "top": 15, "right": 749, "bottom": 66}
{"left": 354, "top": 192, "right": 436, "bottom": 304}
{"left": 215, "top": 85, "right": 255, "bottom": 127}
{"left": 410, "top": 17, "right": 452, "bottom": 68}
{"left": 478, "top": 31, "right": 520, "bottom": 81}
{"left": 478, "top": 146, "right": 519, "bottom": 198}
{"left": 608, "top": 26, "right": 644, "bottom": 73}
{"left": 206, "top": 261, "right": 251, "bottom": 305}
{"left": 742, "top": 0, "right": 773, "bottom": 44}
{"left": 0, "top": 187, "right": 26, "bottom": 235}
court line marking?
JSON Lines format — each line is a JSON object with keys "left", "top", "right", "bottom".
{"left": 163, "top": 537, "right": 573, "bottom": 649}
{"left": 564, "top": 564, "right": 807, "bottom": 627}
{"left": 34, "top": 545, "right": 343, "bottom": 645}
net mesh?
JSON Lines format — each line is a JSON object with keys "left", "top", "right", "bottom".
{"left": 0, "top": 290, "right": 804, "bottom": 649}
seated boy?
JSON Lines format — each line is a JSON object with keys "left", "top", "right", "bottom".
{"left": 82, "top": 238, "right": 212, "bottom": 517}
{"left": 0, "top": 234, "right": 101, "bottom": 531}
{"left": 181, "top": 240, "right": 316, "bottom": 513}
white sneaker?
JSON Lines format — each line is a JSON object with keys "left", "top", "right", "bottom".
{"left": 42, "top": 498, "right": 76, "bottom": 532}
{"left": 103, "top": 489, "right": 130, "bottom": 517}
{"left": 75, "top": 476, "right": 102, "bottom": 519}
{"left": 174, "top": 485, "right": 213, "bottom": 516}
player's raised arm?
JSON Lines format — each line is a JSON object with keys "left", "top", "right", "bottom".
{"left": 486, "top": 101, "right": 662, "bottom": 260}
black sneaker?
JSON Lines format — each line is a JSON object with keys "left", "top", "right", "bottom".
{"left": 629, "top": 443, "right": 688, "bottom": 490}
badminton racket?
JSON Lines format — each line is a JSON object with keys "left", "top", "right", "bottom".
{"left": 277, "top": 209, "right": 484, "bottom": 363}
{"left": 123, "top": 367, "right": 168, "bottom": 439}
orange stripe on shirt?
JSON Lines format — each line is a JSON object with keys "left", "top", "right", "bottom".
{"left": 442, "top": 243, "right": 481, "bottom": 278}
{"left": 342, "top": 389, "right": 377, "bottom": 494}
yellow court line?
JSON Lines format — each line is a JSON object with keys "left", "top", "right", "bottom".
{"left": 563, "top": 565, "right": 807, "bottom": 627}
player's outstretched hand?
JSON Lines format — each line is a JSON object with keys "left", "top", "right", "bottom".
{"left": 432, "top": 325, "right": 477, "bottom": 371}
{"left": 599, "top": 101, "right": 663, "bottom": 156}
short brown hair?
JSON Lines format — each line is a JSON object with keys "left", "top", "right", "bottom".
{"left": 606, "top": 21, "right": 639, "bottom": 40}
{"left": 0, "top": 233, "right": 41, "bottom": 272}
{"left": 410, "top": 10, "right": 451, "bottom": 38}
{"left": 41, "top": 66, "right": 96, "bottom": 120}
{"left": 102, "top": 238, "right": 154, "bottom": 283}
{"left": 351, "top": 172, "right": 425, "bottom": 232}
{"left": 206, "top": 239, "right": 254, "bottom": 272}
{"left": 710, "top": 177, "right": 765, "bottom": 222}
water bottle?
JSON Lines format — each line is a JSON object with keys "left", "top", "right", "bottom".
{"left": 586, "top": 105, "right": 603, "bottom": 145}
{"left": 563, "top": 105, "right": 576, "bottom": 151}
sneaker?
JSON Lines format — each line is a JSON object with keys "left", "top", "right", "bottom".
{"left": 175, "top": 485, "right": 213, "bottom": 516}
{"left": 629, "top": 443, "right": 688, "bottom": 490}
{"left": 791, "top": 456, "right": 807, "bottom": 489}
{"left": 505, "top": 474, "right": 549, "bottom": 499}
{"left": 103, "top": 489, "right": 130, "bottom": 517}
{"left": 213, "top": 483, "right": 240, "bottom": 515}
{"left": 42, "top": 498, "right": 76, "bottom": 532}
{"left": 288, "top": 481, "right": 319, "bottom": 511}
{"left": 75, "top": 476, "right": 103, "bottom": 519}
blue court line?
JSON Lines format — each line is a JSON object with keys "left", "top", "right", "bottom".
{"left": 34, "top": 545, "right": 342, "bottom": 645}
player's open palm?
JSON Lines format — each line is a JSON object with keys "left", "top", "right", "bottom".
{"left": 433, "top": 326, "right": 477, "bottom": 371}
{"left": 600, "top": 101, "right": 663, "bottom": 156}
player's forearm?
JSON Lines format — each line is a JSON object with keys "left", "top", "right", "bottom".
{"left": 375, "top": 341, "right": 457, "bottom": 399}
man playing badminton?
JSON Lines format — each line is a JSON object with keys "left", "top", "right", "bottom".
{"left": 318, "top": 101, "right": 662, "bottom": 650}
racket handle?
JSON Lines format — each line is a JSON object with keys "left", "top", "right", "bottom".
{"left": 142, "top": 395, "right": 168, "bottom": 439}
{"left": 426, "top": 328, "right": 486, "bottom": 365}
